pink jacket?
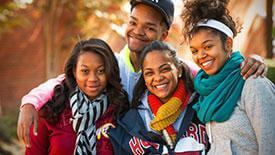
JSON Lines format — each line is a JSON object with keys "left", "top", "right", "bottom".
{"left": 21, "top": 74, "right": 65, "bottom": 110}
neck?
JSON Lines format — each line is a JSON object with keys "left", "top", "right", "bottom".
{"left": 130, "top": 51, "right": 141, "bottom": 72}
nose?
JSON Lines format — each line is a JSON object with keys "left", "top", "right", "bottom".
{"left": 197, "top": 50, "right": 207, "bottom": 59}
{"left": 88, "top": 72, "right": 99, "bottom": 82}
{"left": 154, "top": 73, "right": 164, "bottom": 82}
{"left": 133, "top": 25, "right": 145, "bottom": 36}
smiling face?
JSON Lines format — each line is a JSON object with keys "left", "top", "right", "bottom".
{"left": 125, "top": 4, "right": 168, "bottom": 53}
{"left": 74, "top": 51, "right": 107, "bottom": 100}
{"left": 143, "top": 50, "right": 182, "bottom": 103}
{"left": 189, "top": 29, "right": 231, "bottom": 75}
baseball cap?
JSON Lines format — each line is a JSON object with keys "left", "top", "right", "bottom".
{"left": 130, "top": 0, "right": 174, "bottom": 30}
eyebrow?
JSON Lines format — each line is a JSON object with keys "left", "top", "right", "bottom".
{"left": 202, "top": 39, "right": 214, "bottom": 45}
{"left": 190, "top": 39, "right": 214, "bottom": 49}
{"left": 80, "top": 64, "right": 104, "bottom": 68}
{"left": 81, "top": 64, "right": 88, "bottom": 68}
{"left": 143, "top": 63, "right": 169, "bottom": 71}
{"left": 130, "top": 16, "right": 158, "bottom": 27}
{"left": 159, "top": 63, "right": 169, "bottom": 69}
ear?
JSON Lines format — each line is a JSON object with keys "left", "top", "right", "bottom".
{"left": 226, "top": 37, "right": 233, "bottom": 53}
{"left": 160, "top": 30, "right": 169, "bottom": 41}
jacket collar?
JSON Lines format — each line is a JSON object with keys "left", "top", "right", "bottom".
{"left": 121, "top": 45, "right": 141, "bottom": 73}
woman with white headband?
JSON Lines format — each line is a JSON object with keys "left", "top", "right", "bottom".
{"left": 181, "top": 0, "right": 275, "bottom": 154}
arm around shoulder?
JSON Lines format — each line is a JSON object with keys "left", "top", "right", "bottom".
{"left": 21, "top": 74, "right": 65, "bottom": 110}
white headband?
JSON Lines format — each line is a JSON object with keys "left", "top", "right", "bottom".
{"left": 197, "top": 19, "right": 234, "bottom": 39}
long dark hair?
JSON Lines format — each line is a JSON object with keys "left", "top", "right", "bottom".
{"left": 132, "top": 41, "right": 195, "bottom": 109}
{"left": 40, "top": 38, "right": 129, "bottom": 123}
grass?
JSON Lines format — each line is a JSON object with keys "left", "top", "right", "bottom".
{"left": 0, "top": 107, "right": 19, "bottom": 155}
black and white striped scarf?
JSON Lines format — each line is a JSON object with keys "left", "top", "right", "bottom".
{"left": 70, "top": 87, "right": 108, "bottom": 155}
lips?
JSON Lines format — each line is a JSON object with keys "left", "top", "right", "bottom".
{"left": 153, "top": 83, "right": 168, "bottom": 91}
{"left": 87, "top": 85, "right": 100, "bottom": 91}
{"left": 128, "top": 32, "right": 149, "bottom": 43}
{"left": 200, "top": 59, "right": 214, "bottom": 70}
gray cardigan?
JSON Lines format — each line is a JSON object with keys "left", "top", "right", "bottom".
{"left": 207, "top": 77, "right": 275, "bottom": 155}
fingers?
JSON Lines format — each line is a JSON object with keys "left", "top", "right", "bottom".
{"left": 23, "top": 122, "right": 31, "bottom": 148}
{"left": 17, "top": 110, "right": 31, "bottom": 147}
{"left": 240, "top": 61, "right": 245, "bottom": 69}
{"left": 262, "top": 64, "right": 268, "bottom": 77}
{"left": 243, "top": 61, "right": 260, "bottom": 80}
{"left": 17, "top": 104, "right": 37, "bottom": 148}
{"left": 17, "top": 117, "right": 24, "bottom": 145}
{"left": 240, "top": 60, "right": 254, "bottom": 79}
{"left": 33, "top": 115, "right": 38, "bottom": 136}
{"left": 253, "top": 63, "right": 266, "bottom": 79}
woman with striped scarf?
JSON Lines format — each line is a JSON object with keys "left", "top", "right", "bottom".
{"left": 25, "top": 38, "right": 129, "bottom": 155}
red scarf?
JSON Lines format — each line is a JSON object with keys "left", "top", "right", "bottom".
{"left": 148, "top": 79, "right": 190, "bottom": 144}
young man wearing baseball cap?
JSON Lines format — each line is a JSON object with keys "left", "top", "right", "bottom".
{"left": 17, "top": 0, "right": 267, "bottom": 150}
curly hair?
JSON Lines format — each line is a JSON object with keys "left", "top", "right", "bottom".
{"left": 40, "top": 38, "right": 129, "bottom": 123}
{"left": 181, "top": 0, "right": 242, "bottom": 44}
{"left": 132, "top": 41, "right": 195, "bottom": 109}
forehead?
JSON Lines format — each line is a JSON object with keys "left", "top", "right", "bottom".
{"left": 77, "top": 51, "right": 104, "bottom": 66}
{"left": 130, "top": 4, "right": 163, "bottom": 25}
{"left": 143, "top": 50, "right": 172, "bottom": 68}
{"left": 190, "top": 29, "right": 220, "bottom": 45}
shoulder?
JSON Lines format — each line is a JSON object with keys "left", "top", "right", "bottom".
{"left": 242, "top": 77, "right": 275, "bottom": 95}
{"left": 240, "top": 77, "right": 275, "bottom": 110}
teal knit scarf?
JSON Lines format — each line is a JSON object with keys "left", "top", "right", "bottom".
{"left": 193, "top": 51, "right": 245, "bottom": 123}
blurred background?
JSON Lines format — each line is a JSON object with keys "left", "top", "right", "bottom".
{"left": 0, "top": 0, "right": 274, "bottom": 154}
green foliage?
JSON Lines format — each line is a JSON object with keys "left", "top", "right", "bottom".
{"left": 0, "top": 147, "right": 12, "bottom": 155}
{"left": 0, "top": 114, "right": 13, "bottom": 155}
{"left": 0, "top": 0, "right": 128, "bottom": 39}
{"left": 0, "top": 1, "right": 30, "bottom": 37}
{"left": 266, "top": 59, "right": 275, "bottom": 83}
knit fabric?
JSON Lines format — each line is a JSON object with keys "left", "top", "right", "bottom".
{"left": 207, "top": 77, "right": 275, "bottom": 155}
{"left": 148, "top": 79, "right": 190, "bottom": 144}
{"left": 193, "top": 51, "right": 245, "bottom": 123}
{"left": 70, "top": 87, "right": 108, "bottom": 155}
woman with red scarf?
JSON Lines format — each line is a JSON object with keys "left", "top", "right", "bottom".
{"left": 109, "top": 41, "right": 208, "bottom": 154}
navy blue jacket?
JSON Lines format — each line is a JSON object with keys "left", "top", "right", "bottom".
{"left": 109, "top": 98, "right": 209, "bottom": 155}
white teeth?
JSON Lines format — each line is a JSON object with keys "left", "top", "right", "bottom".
{"left": 155, "top": 84, "right": 167, "bottom": 89}
{"left": 202, "top": 60, "right": 212, "bottom": 66}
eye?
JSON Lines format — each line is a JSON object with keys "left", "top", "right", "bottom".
{"left": 97, "top": 69, "right": 105, "bottom": 74}
{"left": 145, "top": 27, "right": 156, "bottom": 31}
{"left": 129, "top": 21, "right": 136, "bottom": 26}
{"left": 161, "top": 67, "right": 171, "bottom": 73}
{"left": 144, "top": 71, "right": 153, "bottom": 77}
{"left": 81, "top": 69, "right": 89, "bottom": 74}
{"left": 204, "top": 45, "right": 213, "bottom": 50}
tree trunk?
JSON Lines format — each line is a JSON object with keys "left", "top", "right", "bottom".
{"left": 43, "top": 0, "right": 64, "bottom": 78}
{"left": 266, "top": 0, "right": 273, "bottom": 58}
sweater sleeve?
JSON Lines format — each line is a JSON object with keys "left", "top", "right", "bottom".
{"left": 241, "top": 77, "right": 275, "bottom": 154}
{"left": 21, "top": 74, "right": 65, "bottom": 110}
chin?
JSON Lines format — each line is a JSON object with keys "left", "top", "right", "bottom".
{"left": 129, "top": 47, "right": 144, "bottom": 53}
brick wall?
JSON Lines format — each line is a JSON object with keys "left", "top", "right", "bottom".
{"left": 0, "top": 25, "right": 45, "bottom": 113}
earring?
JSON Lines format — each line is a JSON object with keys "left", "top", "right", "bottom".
{"left": 178, "top": 74, "right": 182, "bottom": 78}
